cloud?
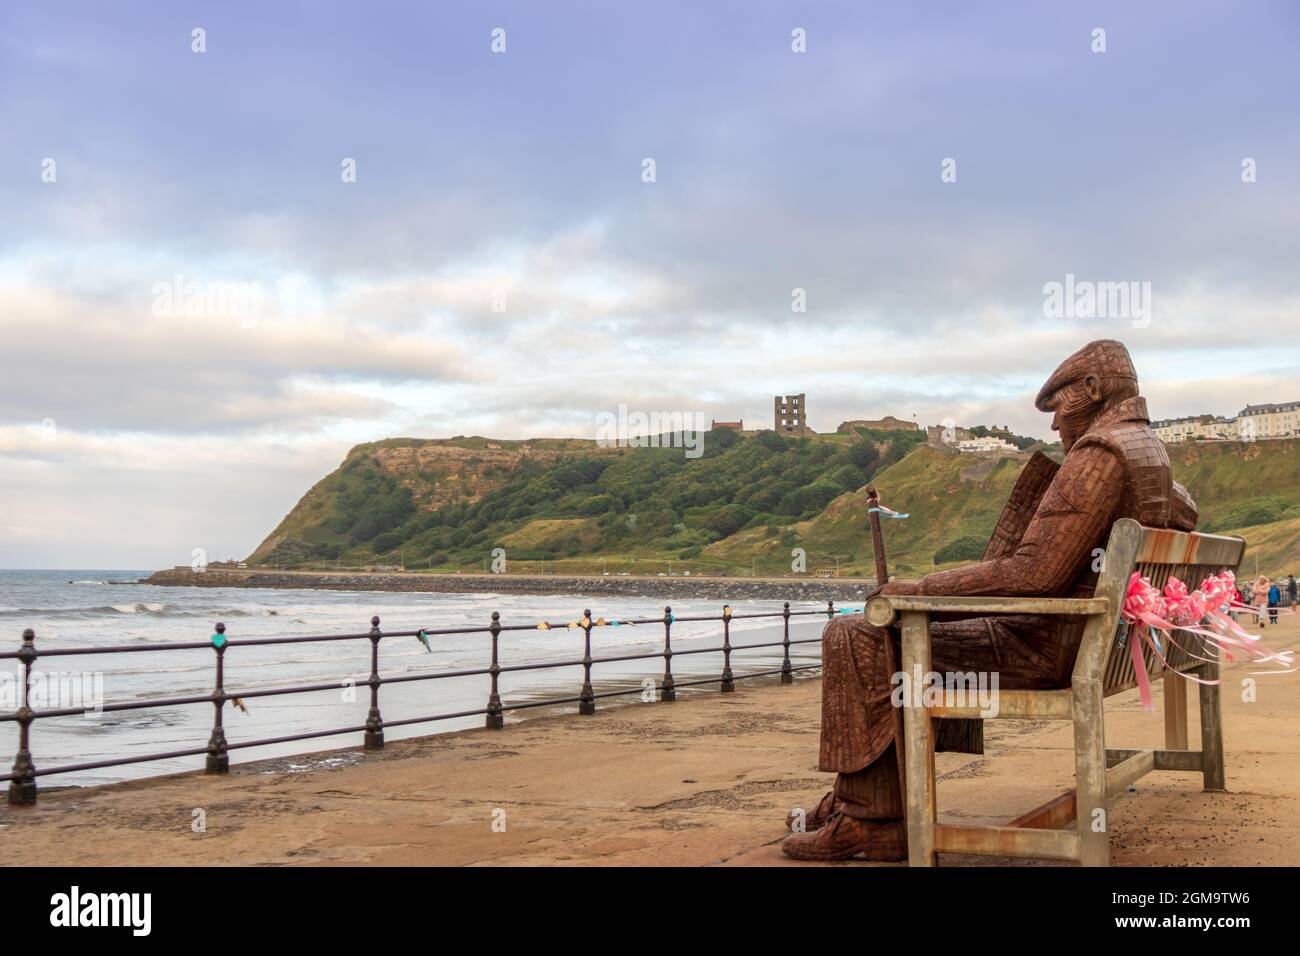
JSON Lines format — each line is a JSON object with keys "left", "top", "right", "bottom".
{"left": 2, "top": 1, "right": 1299, "bottom": 566}
{"left": 0, "top": 428, "right": 347, "bottom": 569}
{"left": 0, "top": 278, "right": 475, "bottom": 434}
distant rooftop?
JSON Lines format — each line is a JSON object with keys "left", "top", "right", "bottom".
{"left": 1238, "top": 401, "right": 1300, "bottom": 415}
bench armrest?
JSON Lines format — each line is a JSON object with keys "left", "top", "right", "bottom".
{"left": 864, "top": 594, "right": 1110, "bottom": 627}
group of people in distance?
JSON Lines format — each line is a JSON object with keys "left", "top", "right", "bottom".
{"left": 1242, "top": 573, "right": 1296, "bottom": 627}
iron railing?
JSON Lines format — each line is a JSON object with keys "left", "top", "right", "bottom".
{"left": 1, "top": 600, "right": 850, "bottom": 805}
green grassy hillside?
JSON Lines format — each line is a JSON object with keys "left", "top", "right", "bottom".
{"left": 248, "top": 436, "right": 610, "bottom": 565}
{"left": 1166, "top": 438, "right": 1300, "bottom": 532}
{"left": 249, "top": 434, "right": 1299, "bottom": 578}
{"left": 249, "top": 427, "right": 927, "bottom": 572}
{"left": 703, "top": 445, "right": 1028, "bottom": 576}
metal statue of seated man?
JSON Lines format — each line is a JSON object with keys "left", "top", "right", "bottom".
{"left": 781, "top": 339, "right": 1198, "bottom": 862}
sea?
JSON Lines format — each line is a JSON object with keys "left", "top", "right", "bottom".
{"left": 0, "top": 570, "right": 826, "bottom": 788}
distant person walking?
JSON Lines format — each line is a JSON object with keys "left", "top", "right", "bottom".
{"left": 1288, "top": 574, "right": 1297, "bottom": 609}
{"left": 1268, "top": 581, "right": 1281, "bottom": 625}
{"left": 1252, "top": 576, "right": 1271, "bottom": 629}
{"left": 1234, "top": 583, "right": 1251, "bottom": 623}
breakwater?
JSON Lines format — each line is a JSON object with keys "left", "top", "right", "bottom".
{"left": 142, "top": 568, "right": 874, "bottom": 602}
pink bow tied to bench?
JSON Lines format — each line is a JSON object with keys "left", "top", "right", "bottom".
{"left": 1121, "top": 569, "right": 1296, "bottom": 712}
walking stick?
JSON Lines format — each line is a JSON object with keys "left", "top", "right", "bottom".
{"left": 865, "top": 485, "right": 910, "bottom": 810}
{"left": 865, "top": 485, "right": 890, "bottom": 590}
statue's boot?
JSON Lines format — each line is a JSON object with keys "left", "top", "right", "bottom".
{"left": 782, "top": 744, "right": 906, "bottom": 861}
{"left": 780, "top": 810, "right": 907, "bottom": 862}
{"left": 786, "top": 790, "right": 837, "bottom": 832}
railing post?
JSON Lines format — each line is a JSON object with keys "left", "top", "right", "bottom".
{"left": 206, "top": 622, "right": 229, "bottom": 774}
{"left": 661, "top": 606, "right": 676, "bottom": 702}
{"left": 579, "top": 609, "right": 595, "bottom": 715}
{"left": 781, "top": 602, "right": 793, "bottom": 684}
{"left": 486, "top": 611, "right": 504, "bottom": 729}
{"left": 720, "top": 604, "right": 735, "bottom": 692}
{"left": 8, "top": 628, "right": 38, "bottom": 806}
{"left": 826, "top": 599, "right": 835, "bottom": 621}
{"left": 364, "top": 615, "right": 385, "bottom": 749}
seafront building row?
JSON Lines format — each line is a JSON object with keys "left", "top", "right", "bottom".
{"left": 1150, "top": 401, "right": 1300, "bottom": 444}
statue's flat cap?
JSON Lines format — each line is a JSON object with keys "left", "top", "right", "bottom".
{"left": 1035, "top": 340, "right": 1136, "bottom": 411}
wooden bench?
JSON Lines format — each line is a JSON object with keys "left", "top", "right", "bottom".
{"left": 863, "top": 517, "right": 1245, "bottom": 866}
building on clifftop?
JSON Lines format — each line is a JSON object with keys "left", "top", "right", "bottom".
{"left": 774, "top": 394, "right": 813, "bottom": 435}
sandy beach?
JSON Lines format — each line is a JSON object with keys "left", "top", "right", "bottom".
{"left": 2, "top": 610, "right": 1296, "bottom": 866}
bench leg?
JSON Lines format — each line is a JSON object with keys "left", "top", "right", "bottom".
{"left": 1198, "top": 652, "right": 1225, "bottom": 791}
{"left": 901, "top": 611, "right": 936, "bottom": 867}
{"left": 1072, "top": 677, "right": 1109, "bottom": 866}
{"left": 1163, "top": 669, "right": 1189, "bottom": 750}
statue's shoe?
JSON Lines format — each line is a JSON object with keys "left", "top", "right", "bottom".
{"left": 780, "top": 811, "right": 907, "bottom": 862}
{"left": 785, "top": 790, "right": 837, "bottom": 832}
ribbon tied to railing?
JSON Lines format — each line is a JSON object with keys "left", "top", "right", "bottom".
{"left": 868, "top": 502, "right": 909, "bottom": 519}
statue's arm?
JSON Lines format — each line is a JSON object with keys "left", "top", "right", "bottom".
{"left": 1170, "top": 480, "right": 1198, "bottom": 531}
{"left": 903, "top": 444, "right": 1124, "bottom": 598}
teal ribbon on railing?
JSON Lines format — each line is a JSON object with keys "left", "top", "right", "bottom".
{"left": 210, "top": 631, "right": 226, "bottom": 649}
{"left": 868, "top": 506, "right": 909, "bottom": 519}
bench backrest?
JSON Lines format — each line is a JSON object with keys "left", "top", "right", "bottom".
{"left": 1078, "top": 518, "right": 1247, "bottom": 696}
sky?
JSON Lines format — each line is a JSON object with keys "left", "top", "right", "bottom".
{"left": 1, "top": 1, "right": 1298, "bottom": 569}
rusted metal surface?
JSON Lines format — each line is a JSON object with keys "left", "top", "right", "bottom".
{"left": 1136, "top": 526, "right": 1245, "bottom": 566}
{"left": 935, "top": 824, "right": 1081, "bottom": 861}
{"left": 1005, "top": 789, "right": 1077, "bottom": 830}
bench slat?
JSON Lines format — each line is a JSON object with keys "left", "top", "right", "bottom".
{"left": 885, "top": 596, "right": 1109, "bottom": 615}
{"left": 1136, "top": 527, "right": 1246, "bottom": 566}
{"left": 930, "top": 689, "right": 1071, "bottom": 720}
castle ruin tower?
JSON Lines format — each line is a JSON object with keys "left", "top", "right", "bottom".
{"left": 774, "top": 394, "right": 808, "bottom": 435}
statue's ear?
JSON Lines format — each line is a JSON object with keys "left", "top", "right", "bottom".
{"left": 1083, "top": 373, "right": 1104, "bottom": 402}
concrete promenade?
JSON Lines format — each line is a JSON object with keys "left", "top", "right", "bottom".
{"left": 2, "top": 612, "right": 1296, "bottom": 866}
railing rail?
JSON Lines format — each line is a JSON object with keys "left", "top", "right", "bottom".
{"left": 2, "top": 600, "right": 852, "bottom": 804}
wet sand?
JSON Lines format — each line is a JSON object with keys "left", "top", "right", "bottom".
{"left": 2, "top": 612, "right": 1296, "bottom": 866}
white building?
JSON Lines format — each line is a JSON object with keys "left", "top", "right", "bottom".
{"left": 1236, "top": 402, "right": 1300, "bottom": 441}
{"left": 957, "top": 436, "right": 1018, "bottom": 454}
{"left": 1151, "top": 414, "right": 1235, "bottom": 444}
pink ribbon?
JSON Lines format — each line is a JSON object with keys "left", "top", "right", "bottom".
{"left": 1121, "top": 569, "right": 1296, "bottom": 712}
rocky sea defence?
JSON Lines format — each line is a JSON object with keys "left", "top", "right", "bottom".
{"left": 142, "top": 567, "right": 874, "bottom": 603}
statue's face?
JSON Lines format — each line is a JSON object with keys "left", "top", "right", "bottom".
{"left": 1044, "top": 374, "right": 1105, "bottom": 451}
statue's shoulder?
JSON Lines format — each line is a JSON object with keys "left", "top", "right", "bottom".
{"left": 1073, "top": 418, "right": 1162, "bottom": 460}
